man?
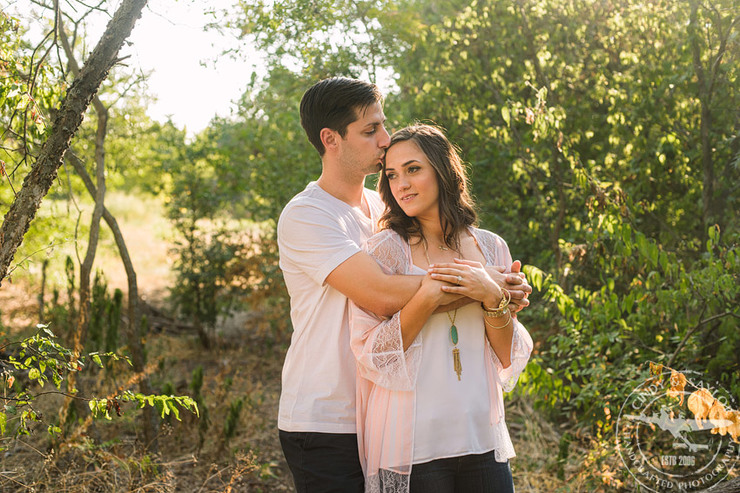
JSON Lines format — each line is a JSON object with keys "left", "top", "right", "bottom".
{"left": 277, "top": 77, "right": 530, "bottom": 492}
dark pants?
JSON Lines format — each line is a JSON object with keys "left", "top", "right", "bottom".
{"left": 409, "top": 451, "right": 514, "bottom": 493}
{"left": 279, "top": 430, "right": 364, "bottom": 493}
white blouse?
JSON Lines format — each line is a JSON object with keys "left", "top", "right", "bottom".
{"left": 350, "top": 227, "right": 533, "bottom": 493}
{"left": 413, "top": 298, "right": 500, "bottom": 463}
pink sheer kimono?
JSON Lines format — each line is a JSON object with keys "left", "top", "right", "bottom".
{"left": 349, "top": 227, "right": 533, "bottom": 493}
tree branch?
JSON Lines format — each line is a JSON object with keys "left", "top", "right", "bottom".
{"left": 666, "top": 310, "right": 736, "bottom": 368}
{"left": 0, "top": 0, "right": 149, "bottom": 285}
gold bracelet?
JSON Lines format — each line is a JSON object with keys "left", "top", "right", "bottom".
{"left": 484, "top": 311, "right": 511, "bottom": 329}
{"left": 481, "top": 289, "right": 511, "bottom": 317}
{"left": 482, "top": 305, "right": 509, "bottom": 318}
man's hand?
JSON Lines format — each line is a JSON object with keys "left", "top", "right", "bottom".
{"left": 502, "top": 260, "right": 531, "bottom": 313}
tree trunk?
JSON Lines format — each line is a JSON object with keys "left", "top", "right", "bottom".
{"left": 689, "top": 0, "right": 715, "bottom": 228}
{"left": 38, "top": 259, "right": 48, "bottom": 323}
{"left": 77, "top": 107, "right": 107, "bottom": 351}
{"left": 58, "top": 12, "right": 108, "bottom": 363}
{"left": 66, "top": 152, "right": 158, "bottom": 451}
{"left": 518, "top": 4, "right": 567, "bottom": 280}
{"left": 63, "top": 105, "right": 107, "bottom": 435}
{"left": 0, "top": 0, "right": 149, "bottom": 285}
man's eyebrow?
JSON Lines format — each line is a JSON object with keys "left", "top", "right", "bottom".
{"left": 364, "top": 118, "right": 386, "bottom": 128}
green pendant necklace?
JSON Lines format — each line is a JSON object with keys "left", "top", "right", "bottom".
{"left": 446, "top": 309, "right": 462, "bottom": 380}
{"left": 422, "top": 236, "right": 462, "bottom": 381}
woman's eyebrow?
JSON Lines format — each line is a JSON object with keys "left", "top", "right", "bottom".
{"left": 385, "top": 160, "right": 419, "bottom": 172}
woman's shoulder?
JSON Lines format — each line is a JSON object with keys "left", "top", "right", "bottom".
{"left": 366, "top": 228, "right": 404, "bottom": 248}
{"left": 471, "top": 227, "right": 505, "bottom": 245}
{"left": 365, "top": 229, "right": 409, "bottom": 273}
{"left": 471, "top": 227, "right": 511, "bottom": 259}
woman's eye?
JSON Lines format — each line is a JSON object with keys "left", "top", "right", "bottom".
{"left": 386, "top": 173, "right": 396, "bottom": 180}
{"left": 408, "top": 166, "right": 420, "bottom": 173}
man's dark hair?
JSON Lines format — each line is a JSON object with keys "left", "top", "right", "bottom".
{"left": 300, "top": 77, "right": 383, "bottom": 156}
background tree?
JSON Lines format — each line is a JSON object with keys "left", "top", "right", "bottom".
{"left": 0, "top": 0, "right": 149, "bottom": 282}
{"left": 0, "top": 0, "right": 162, "bottom": 449}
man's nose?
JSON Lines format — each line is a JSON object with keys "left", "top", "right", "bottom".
{"left": 378, "top": 126, "right": 390, "bottom": 148}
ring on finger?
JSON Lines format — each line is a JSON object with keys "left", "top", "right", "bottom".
{"left": 456, "top": 275, "right": 462, "bottom": 285}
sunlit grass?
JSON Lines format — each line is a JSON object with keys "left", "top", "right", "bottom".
{"left": 9, "top": 191, "right": 174, "bottom": 301}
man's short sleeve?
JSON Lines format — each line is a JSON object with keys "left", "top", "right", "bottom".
{"left": 278, "top": 201, "right": 364, "bottom": 286}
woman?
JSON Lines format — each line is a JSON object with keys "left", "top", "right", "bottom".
{"left": 350, "top": 124, "right": 532, "bottom": 493}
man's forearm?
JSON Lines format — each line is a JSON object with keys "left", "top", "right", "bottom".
{"left": 361, "top": 274, "right": 422, "bottom": 317}
{"left": 326, "top": 251, "right": 426, "bottom": 317}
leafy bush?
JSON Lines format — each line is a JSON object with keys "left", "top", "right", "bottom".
{"left": 0, "top": 326, "right": 198, "bottom": 446}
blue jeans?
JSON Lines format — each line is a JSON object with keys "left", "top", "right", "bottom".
{"left": 279, "top": 430, "right": 364, "bottom": 493}
{"left": 409, "top": 451, "right": 514, "bottom": 493}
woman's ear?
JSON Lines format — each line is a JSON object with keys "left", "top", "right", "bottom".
{"left": 320, "top": 127, "right": 338, "bottom": 152}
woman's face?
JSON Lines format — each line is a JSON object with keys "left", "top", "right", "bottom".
{"left": 384, "top": 140, "right": 440, "bottom": 220}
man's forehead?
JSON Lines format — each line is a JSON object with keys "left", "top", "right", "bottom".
{"left": 353, "top": 102, "right": 385, "bottom": 124}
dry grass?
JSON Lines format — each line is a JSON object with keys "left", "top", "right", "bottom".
{"left": 7, "top": 191, "right": 174, "bottom": 306}
{"left": 0, "top": 288, "right": 604, "bottom": 493}
{"left": 0, "top": 307, "right": 296, "bottom": 492}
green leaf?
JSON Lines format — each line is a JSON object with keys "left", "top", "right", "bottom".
{"left": 154, "top": 397, "right": 166, "bottom": 418}
{"left": 168, "top": 401, "right": 181, "bottom": 421}
{"left": 91, "top": 354, "right": 103, "bottom": 368}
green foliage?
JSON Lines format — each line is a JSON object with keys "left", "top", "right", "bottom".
{"left": 388, "top": 0, "right": 738, "bottom": 264}
{"left": 225, "top": 0, "right": 419, "bottom": 81}
{"left": 522, "top": 214, "right": 740, "bottom": 431}
{"left": 0, "top": 11, "right": 57, "bottom": 167}
{"left": 207, "top": 68, "right": 318, "bottom": 223}
{"left": 169, "top": 225, "right": 240, "bottom": 348}
{"left": 161, "top": 74, "right": 300, "bottom": 344}
{"left": 0, "top": 327, "right": 111, "bottom": 440}
{"left": 88, "top": 392, "right": 198, "bottom": 422}
{"left": 220, "top": 2, "right": 740, "bottom": 487}
{"left": 190, "top": 365, "right": 210, "bottom": 450}
{"left": 86, "top": 272, "right": 123, "bottom": 373}
{"left": 0, "top": 325, "right": 198, "bottom": 448}
{"left": 105, "top": 289, "right": 123, "bottom": 356}
{"left": 223, "top": 397, "right": 244, "bottom": 446}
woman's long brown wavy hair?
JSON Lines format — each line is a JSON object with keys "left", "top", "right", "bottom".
{"left": 377, "top": 124, "right": 478, "bottom": 251}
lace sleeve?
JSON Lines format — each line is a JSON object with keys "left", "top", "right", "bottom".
{"left": 349, "top": 231, "right": 422, "bottom": 391}
{"left": 474, "top": 228, "right": 534, "bottom": 392}
{"left": 364, "top": 230, "right": 408, "bottom": 275}
{"left": 489, "top": 319, "right": 533, "bottom": 392}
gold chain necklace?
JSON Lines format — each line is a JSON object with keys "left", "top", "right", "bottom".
{"left": 422, "top": 236, "right": 462, "bottom": 381}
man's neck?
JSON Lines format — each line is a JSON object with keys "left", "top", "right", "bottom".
{"left": 316, "top": 174, "right": 367, "bottom": 210}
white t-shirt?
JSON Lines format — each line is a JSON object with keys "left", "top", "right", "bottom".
{"left": 277, "top": 181, "right": 385, "bottom": 433}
